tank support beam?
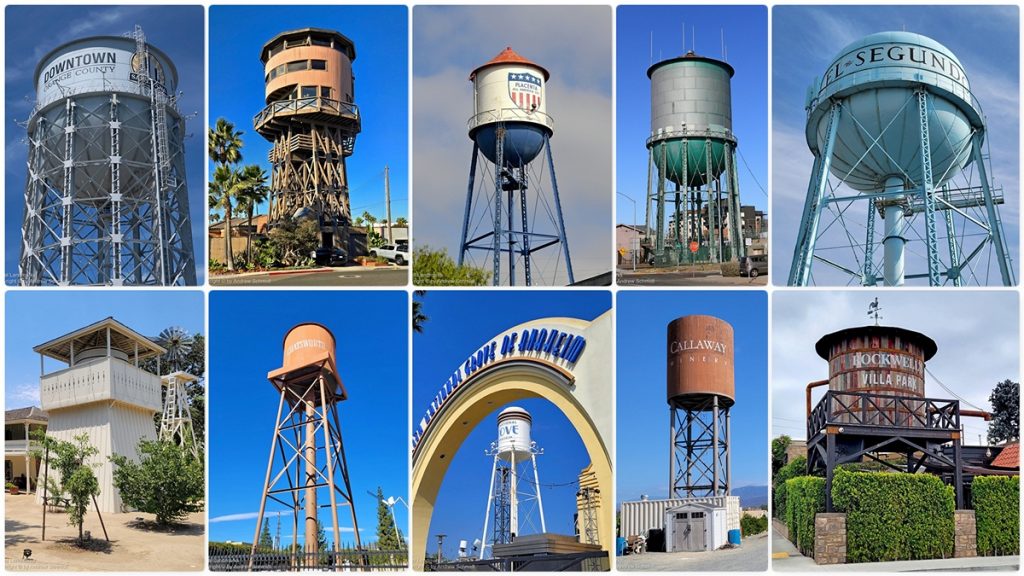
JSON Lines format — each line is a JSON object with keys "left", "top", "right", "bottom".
{"left": 545, "top": 133, "right": 575, "bottom": 285}
{"left": 706, "top": 139, "right": 718, "bottom": 264}
{"left": 458, "top": 143, "right": 479, "bottom": 267}
{"left": 916, "top": 89, "right": 941, "bottom": 286}
{"left": 942, "top": 185, "right": 962, "bottom": 286}
{"left": 670, "top": 399, "right": 730, "bottom": 498}
{"left": 863, "top": 197, "right": 877, "bottom": 285}
{"left": 789, "top": 101, "right": 841, "bottom": 286}
{"left": 492, "top": 125, "right": 505, "bottom": 285}
{"left": 725, "top": 143, "right": 744, "bottom": 261}
{"left": 972, "top": 132, "right": 1015, "bottom": 286}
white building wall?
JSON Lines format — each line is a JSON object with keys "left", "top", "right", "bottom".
{"left": 621, "top": 494, "right": 741, "bottom": 538}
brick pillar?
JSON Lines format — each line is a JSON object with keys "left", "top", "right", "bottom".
{"left": 814, "top": 513, "right": 846, "bottom": 565}
{"left": 954, "top": 510, "right": 977, "bottom": 558}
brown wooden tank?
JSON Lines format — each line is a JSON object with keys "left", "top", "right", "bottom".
{"left": 667, "top": 315, "right": 735, "bottom": 408}
{"left": 261, "top": 28, "right": 355, "bottom": 106}
{"left": 282, "top": 322, "right": 337, "bottom": 371}
{"left": 815, "top": 325, "right": 936, "bottom": 425}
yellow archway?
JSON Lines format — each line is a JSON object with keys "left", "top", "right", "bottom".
{"left": 411, "top": 360, "right": 613, "bottom": 569}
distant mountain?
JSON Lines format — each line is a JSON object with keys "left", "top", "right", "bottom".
{"left": 732, "top": 485, "right": 769, "bottom": 508}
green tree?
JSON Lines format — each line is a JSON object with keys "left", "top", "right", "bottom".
{"left": 110, "top": 439, "right": 204, "bottom": 526}
{"left": 259, "top": 522, "right": 274, "bottom": 551}
{"left": 374, "top": 486, "right": 404, "bottom": 550}
{"left": 234, "top": 165, "right": 270, "bottom": 265}
{"left": 988, "top": 379, "right": 1019, "bottom": 444}
{"left": 34, "top": 432, "right": 99, "bottom": 542}
{"left": 268, "top": 218, "right": 320, "bottom": 267}
{"left": 394, "top": 217, "right": 408, "bottom": 228}
{"left": 209, "top": 164, "right": 243, "bottom": 272}
{"left": 208, "top": 118, "right": 245, "bottom": 271}
{"left": 361, "top": 211, "right": 378, "bottom": 235}
{"left": 413, "top": 291, "right": 428, "bottom": 334}
{"left": 772, "top": 435, "right": 792, "bottom": 477}
{"left": 412, "top": 246, "right": 491, "bottom": 286}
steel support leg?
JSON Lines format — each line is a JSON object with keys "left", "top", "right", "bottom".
{"left": 726, "top": 144, "right": 744, "bottom": 260}
{"left": 863, "top": 197, "right": 877, "bottom": 285}
{"left": 492, "top": 126, "right": 505, "bottom": 285}
{"left": 458, "top": 143, "right": 479, "bottom": 267}
{"left": 916, "top": 89, "right": 941, "bottom": 286}
{"left": 972, "top": 131, "right": 1015, "bottom": 285}
{"left": 545, "top": 133, "right": 575, "bottom": 284}
{"left": 706, "top": 139, "right": 718, "bottom": 263}
{"left": 507, "top": 185, "right": 516, "bottom": 286}
{"left": 789, "top": 101, "right": 841, "bottom": 286}
{"left": 520, "top": 179, "right": 532, "bottom": 285}
{"left": 656, "top": 144, "right": 667, "bottom": 256}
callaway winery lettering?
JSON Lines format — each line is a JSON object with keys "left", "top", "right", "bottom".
{"left": 412, "top": 327, "right": 587, "bottom": 449}
{"left": 821, "top": 42, "right": 969, "bottom": 91}
{"left": 44, "top": 51, "right": 117, "bottom": 83}
{"left": 670, "top": 339, "right": 727, "bottom": 355}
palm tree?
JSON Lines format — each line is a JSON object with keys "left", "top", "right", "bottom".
{"left": 208, "top": 118, "right": 244, "bottom": 271}
{"left": 209, "top": 165, "right": 242, "bottom": 271}
{"left": 413, "top": 291, "right": 428, "bottom": 333}
{"left": 394, "top": 217, "right": 408, "bottom": 228}
{"left": 234, "top": 165, "right": 269, "bottom": 264}
{"left": 362, "top": 211, "right": 378, "bottom": 243}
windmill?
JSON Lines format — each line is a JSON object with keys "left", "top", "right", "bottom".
{"left": 154, "top": 326, "right": 200, "bottom": 458}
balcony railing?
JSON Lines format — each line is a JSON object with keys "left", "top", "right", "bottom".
{"left": 808, "top": 389, "right": 960, "bottom": 439}
{"left": 467, "top": 107, "right": 554, "bottom": 133}
{"left": 40, "top": 357, "right": 161, "bottom": 412}
{"left": 254, "top": 97, "right": 360, "bottom": 130}
{"left": 5, "top": 439, "right": 40, "bottom": 454}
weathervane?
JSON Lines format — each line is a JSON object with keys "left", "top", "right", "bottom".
{"left": 867, "top": 298, "right": 882, "bottom": 325}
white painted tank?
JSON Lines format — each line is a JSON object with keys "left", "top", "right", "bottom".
{"left": 469, "top": 47, "right": 554, "bottom": 168}
{"left": 495, "top": 406, "right": 534, "bottom": 461}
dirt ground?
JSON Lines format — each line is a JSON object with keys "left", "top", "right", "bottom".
{"left": 5, "top": 493, "right": 204, "bottom": 572}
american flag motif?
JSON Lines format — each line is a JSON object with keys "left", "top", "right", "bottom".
{"left": 508, "top": 71, "right": 542, "bottom": 110}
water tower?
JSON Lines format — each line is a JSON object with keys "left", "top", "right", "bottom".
{"left": 19, "top": 26, "right": 196, "bottom": 286}
{"left": 667, "top": 316, "right": 734, "bottom": 498}
{"left": 249, "top": 323, "right": 362, "bottom": 568}
{"left": 646, "top": 51, "right": 745, "bottom": 266}
{"left": 255, "top": 29, "right": 360, "bottom": 258}
{"left": 458, "top": 47, "right": 574, "bottom": 286}
{"left": 789, "top": 31, "right": 1015, "bottom": 286}
{"left": 479, "top": 407, "right": 546, "bottom": 559}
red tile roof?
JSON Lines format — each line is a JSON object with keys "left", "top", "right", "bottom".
{"left": 470, "top": 46, "right": 550, "bottom": 81}
{"left": 990, "top": 442, "right": 1019, "bottom": 470}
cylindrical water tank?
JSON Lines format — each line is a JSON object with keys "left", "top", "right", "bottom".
{"left": 281, "top": 322, "right": 337, "bottom": 371}
{"left": 468, "top": 47, "right": 553, "bottom": 168}
{"left": 647, "top": 52, "right": 735, "bottom": 187}
{"left": 667, "top": 315, "right": 735, "bottom": 408}
{"left": 805, "top": 31, "right": 984, "bottom": 192}
{"left": 73, "top": 346, "right": 130, "bottom": 366}
{"left": 815, "top": 325, "right": 936, "bottom": 424}
{"left": 260, "top": 28, "right": 355, "bottom": 106}
{"left": 496, "top": 406, "right": 534, "bottom": 461}
{"left": 29, "top": 36, "right": 184, "bottom": 207}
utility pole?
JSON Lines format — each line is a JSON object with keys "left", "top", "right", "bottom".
{"left": 384, "top": 165, "right": 393, "bottom": 244}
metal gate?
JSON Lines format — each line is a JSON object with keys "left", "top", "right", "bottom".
{"left": 672, "top": 512, "right": 705, "bottom": 552}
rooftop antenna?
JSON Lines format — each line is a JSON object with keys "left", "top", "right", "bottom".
{"left": 721, "top": 28, "right": 724, "bottom": 59}
{"left": 650, "top": 30, "right": 653, "bottom": 66}
{"left": 692, "top": 26, "right": 696, "bottom": 52}
{"left": 681, "top": 22, "right": 685, "bottom": 55}
{"left": 867, "top": 298, "right": 882, "bottom": 325}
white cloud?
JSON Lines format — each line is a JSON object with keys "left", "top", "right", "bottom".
{"left": 209, "top": 511, "right": 364, "bottom": 532}
{"left": 7, "top": 383, "right": 41, "bottom": 406}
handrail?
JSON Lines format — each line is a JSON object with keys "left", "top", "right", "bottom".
{"left": 467, "top": 107, "right": 553, "bottom": 132}
{"left": 808, "top": 389, "right": 960, "bottom": 438}
{"left": 254, "top": 96, "right": 359, "bottom": 128}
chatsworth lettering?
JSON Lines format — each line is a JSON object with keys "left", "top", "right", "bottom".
{"left": 44, "top": 51, "right": 117, "bottom": 82}
{"left": 285, "top": 338, "right": 329, "bottom": 356}
{"left": 412, "top": 327, "right": 587, "bottom": 449}
{"left": 821, "top": 42, "right": 969, "bottom": 92}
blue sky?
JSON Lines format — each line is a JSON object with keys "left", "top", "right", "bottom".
{"left": 208, "top": 290, "right": 408, "bottom": 547}
{"left": 4, "top": 5, "right": 206, "bottom": 283}
{"left": 413, "top": 291, "right": 611, "bottom": 558}
{"left": 208, "top": 6, "right": 408, "bottom": 228}
{"left": 4, "top": 291, "right": 204, "bottom": 408}
{"left": 412, "top": 6, "right": 613, "bottom": 285}
{"left": 616, "top": 291, "right": 768, "bottom": 503}
{"left": 616, "top": 6, "right": 769, "bottom": 227}
{"left": 772, "top": 5, "right": 1020, "bottom": 284}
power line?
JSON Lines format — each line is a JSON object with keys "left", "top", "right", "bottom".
{"left": 925, "top": 366, "right": 985, "bottom": 412}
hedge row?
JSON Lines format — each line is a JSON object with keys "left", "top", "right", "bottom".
{"left": 741, "top": 513, "right": 768, "bottom": 536}
{"left": 784, "top": 476, "right": 825, "bottom": 556}
{"left": 973, "top": 475, "right": 1020, "bottom": 556}
{"left": 772, "top": 456, "right": 806, "bottom": 519}
{"left": 832, "top": 468, "right": 954, "bottom": 562}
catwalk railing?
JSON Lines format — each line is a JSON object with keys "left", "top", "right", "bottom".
{"left": 427, "top": 551, "right": 609, "bottom": 572}
{"left": 209, "top": 547, "right": 407, "bottom": 572}
{"left": 808, "top": 389, "right": 961, "bottom": 439}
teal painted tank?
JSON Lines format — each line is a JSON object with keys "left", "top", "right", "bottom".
{"left": 647, "top": 52, "right": 736, "bottom": 188}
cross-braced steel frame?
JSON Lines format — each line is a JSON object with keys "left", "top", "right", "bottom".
{"left": 160, "top": 373, "right": 200, "bottom": 460}
{"left": 669, "top": 396, "right": 731, "bottom": 499}
{"left": 19, "top": 89, "right": 196, "bottom": 286}
{"left": 250, "top": 367, "right": 361, "bottom": 570}
{"left": 806, "top": 389, "right": 964, "bottom": 511}
{"left": 479, "top": 442, "right": 546, "bottom": 560}
{"left": 255, "top": 98, "right": 360, "bottom": 254}
{"left": 788, "top": 90, "right": 1015, "bottom": 287}
{"left": 458, "top": 123, "right": 574, "bottom": 286}
{"left": 644, "top": 135, "right": 745, "bottom": 267}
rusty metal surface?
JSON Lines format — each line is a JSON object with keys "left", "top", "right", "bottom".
{"left": 281, "top": 322, "right": 337, "bottom": 372}
{"left": 666, "top": 315, "right": 735, "bottom": 406}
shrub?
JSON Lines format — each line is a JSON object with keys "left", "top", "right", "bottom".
{"left": 412, "top": 246, "right": 491, "bottom": 286}
{"left": 773, "top": 455, "right": 806, "bottom": 519}
{"left": 832, "top": 468, "right": 954, "bottom": 562}
{"left": 973, "top": 475, "right": 1019, "bottom": 556}
{"left": 784, "top": 476, "right": 825, "bottom": 556}
{"left": 720, "top": 261, "right": 740, "bottom": 277}
{"left": 741, "top": 513, "right": 768, "bottom": 536}
{"left": 111, "top": 439, "right": 204, "bottom": 525}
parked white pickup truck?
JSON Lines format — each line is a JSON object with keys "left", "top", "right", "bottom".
{"left": 370, "top": 243, "right": 409, "bottom": 265}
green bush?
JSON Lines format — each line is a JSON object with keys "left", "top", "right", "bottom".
{"left": 773, "top": 456, "right": 806, "bottom": 519}
{"left": 973, "top": 475, "right": 1019, "bottom": 556}
{"left": 832, "top": 468, "right": 954, "bottom": 562}
{"left": 111, "top": 439, "right": 205, "bottom": 525}
{"left": 784, "top": 476, "right": 825, "bottom": 556}
{"left": 720, "top": 261, "right": 740, "bottom": 277}
{"left": 740, "top": 514, "right": 768, "bottom": 536}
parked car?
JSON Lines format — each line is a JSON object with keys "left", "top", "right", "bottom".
{"left": 739, "top": 254, "right": 768, "bottom": 278}
{"left": 313, "top": 246, "right": 347, "bottom": 266}
{"left": 370, "top": 243, "right": 409, "bottom": 265}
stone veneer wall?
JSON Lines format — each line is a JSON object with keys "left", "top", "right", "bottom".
{"left": 814, "top": 513, "right": 847, "bottom": 564}
{"left": 954, "top": 510, "right": 977, "bottom": 558}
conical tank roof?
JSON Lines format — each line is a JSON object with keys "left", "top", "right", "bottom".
{"left": 470, "top": 46, "right": 550, "bottom": 81}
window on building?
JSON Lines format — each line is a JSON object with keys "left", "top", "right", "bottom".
{"left": 301, "top": 86, "right": 317, "bottom": 99}
{"left": 691, "top": 512, "right": 705, "bottom": 518}
{"left": 320, "top": 86, "right": 331, "bottom": 99}
{"left": 287, "top": 60, "right": 307, "bottom": 73}
{"left": 312, "top": 37, "right": 331, "bottom": 47}
{"left": 311, "top": 60, "right": 327, "bottom": 70}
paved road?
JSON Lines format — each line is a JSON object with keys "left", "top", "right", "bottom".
{"left": 210, "top": 267, "right": 408, "bottom": 287}
{"left": 617, "top": 267, "right": 768, "bottom": 287}
{"left": 772, "top": 520, "right": 1019, "bottom": 572}
{"left": 616, "top": 532, "right": 768, "bottom": 572}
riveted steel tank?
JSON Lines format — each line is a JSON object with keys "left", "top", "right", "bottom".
{"left": 495, "top": 406, "right": 534, "bottom": 462}
{"left": 281, "top": 322, "right": 337, "bottom": 370}
{"left": 667, "top": 315, "right": 735, "bottom": 408}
